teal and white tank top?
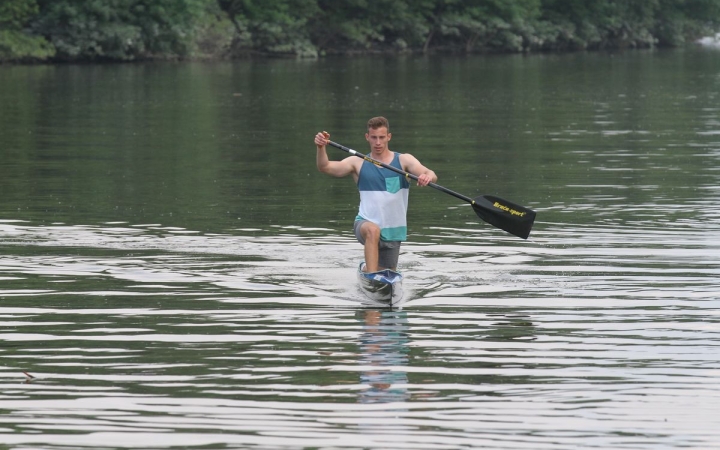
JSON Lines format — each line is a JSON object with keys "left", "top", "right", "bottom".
{"left": 355, "top": 153, "right": 410, "bottom": 241}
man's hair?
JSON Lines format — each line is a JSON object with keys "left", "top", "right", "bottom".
{"left": 367, "top": 116, "right": 389, "bottom": 132}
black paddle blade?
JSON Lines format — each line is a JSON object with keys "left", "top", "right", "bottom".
{"left": 471, "top": 195, "right": 536, "bottom": 239}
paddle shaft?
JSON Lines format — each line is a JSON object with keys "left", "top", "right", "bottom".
{"left": 325, "top": 140, "right": 475, "bottom": 205}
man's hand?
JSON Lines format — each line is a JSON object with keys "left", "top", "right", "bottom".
{"left": 416, "top": 172, "right": 435, "bottom": 187}
{"left": 315, "top": 131, "right": 329, "bottom": 148}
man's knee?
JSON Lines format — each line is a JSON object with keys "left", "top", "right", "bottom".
{"left": 361, "top": 223, "right": 381, "bottom": 243}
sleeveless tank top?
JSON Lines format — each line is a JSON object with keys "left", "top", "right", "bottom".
{"left": 355, "top": 153, "right": 410, "bottom": 241}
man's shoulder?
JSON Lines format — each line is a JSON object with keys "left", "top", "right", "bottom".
{"left": 398, "top": 152, "right": 418, "bottom": 167}
{"left": 345, "top": 155, "right": 363, "bottom": 172}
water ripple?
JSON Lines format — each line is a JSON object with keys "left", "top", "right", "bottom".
{"left": 1, "top": 219, "right": 719, "bottom": 449}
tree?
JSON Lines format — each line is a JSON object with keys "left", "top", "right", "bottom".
{"left": 537, "top": 0, "right": 720, "bottom": 50}
{"left": 32, "top": 0, "right": 208, "bottom": 61}
{"left": 218, "top": 0, "right": 319, "bottom": 56}
{"left": 654, "top": 0, "right": 720, "bottom": 46}
{"left": 0, "top": 0, "right": 54, "bottom": 61}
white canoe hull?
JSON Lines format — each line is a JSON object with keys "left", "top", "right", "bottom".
{"left": 357, "top": 263, "right": 404, "bottom": 307}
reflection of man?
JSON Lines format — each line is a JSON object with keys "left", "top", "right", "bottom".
{"left": 357, "top": 309, "right": 409, "bottom": 403}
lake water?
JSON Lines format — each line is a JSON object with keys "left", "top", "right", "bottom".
{"left": 1, "top": 48, "right": 720, "bottom": 449}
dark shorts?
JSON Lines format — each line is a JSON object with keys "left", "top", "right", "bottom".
{"left": 353, "top": 219, "right": 401, "bottom": 270}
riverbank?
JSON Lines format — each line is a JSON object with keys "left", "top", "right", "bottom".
{"left": 2, "top": 0, "right": 720, "bottom": 63}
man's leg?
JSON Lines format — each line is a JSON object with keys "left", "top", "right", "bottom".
{"left": 359, "top": 221, "right": 381, "bottom": 272}
{"left": 377, "top": 241, "right": 400, "bottom": 271}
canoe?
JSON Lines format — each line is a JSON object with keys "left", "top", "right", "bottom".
{"left": 357, "top": 262, "right": 404, "bottom": 307}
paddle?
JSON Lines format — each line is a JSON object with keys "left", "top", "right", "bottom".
{"left": 322, "top": 133, "right": 536, "bottom": 239}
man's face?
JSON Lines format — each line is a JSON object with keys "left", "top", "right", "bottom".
{"left": 365, "top": 127, "right": 391, "bottom": 154}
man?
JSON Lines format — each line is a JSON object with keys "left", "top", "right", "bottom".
{"left": 314, "top": 116, "right": 437, "bottom": 273}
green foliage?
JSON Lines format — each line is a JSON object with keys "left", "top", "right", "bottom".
{"left": 537, "top": 0, "right": 720, "bottom": 50}
{"left": 424, "top": 0, "right": 542, "bottom": 52}
{"left": 0, "top": 0, "right": 39, "bottom": 29}
{"left": 0, "top": 0, "right": 54, "bottom": 61}
{"left": 192, "top": 1, "right": 236, "bottom": 57}
{"left": 0, "top": 29, "right": 55, "bottom": 61}
{"left": 219, "top": 0, "right": 320, "bottom": 56}
{"left": 3, "top": 0, "right": 720, "bottom": 62}
{"left": 654, "top": 0, "right": 720, "bottom": 45}
{"left": 310, "top": 0, "right": 420, "bottom": 52}
{"left": 32, "top": 0, "right": 209, "bottom": 60}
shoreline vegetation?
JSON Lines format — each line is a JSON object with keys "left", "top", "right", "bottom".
{"left": 2, "top": 0, "right": 720, "bottom": 63}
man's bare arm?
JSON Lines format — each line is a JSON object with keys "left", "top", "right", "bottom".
{"left": 315, "top": 132, "right": 357, "bottom": 178}
{"left": 401, "top": 153, "right": 437, "bottom": 187}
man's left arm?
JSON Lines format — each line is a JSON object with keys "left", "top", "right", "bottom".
{"left": 401, "top": 154, "right": 437, "bottom": 187}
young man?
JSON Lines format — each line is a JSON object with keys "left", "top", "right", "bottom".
{"left": 314, "top": 116, "right": 437, "bottom": 273}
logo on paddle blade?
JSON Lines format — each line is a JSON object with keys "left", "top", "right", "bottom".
{"left": 493, "top": 201, "right": 527, "bottom": 217}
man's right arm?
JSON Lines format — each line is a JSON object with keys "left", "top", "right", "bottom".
{"left": 315, "top": 132, "right": 356, "bottom": 178}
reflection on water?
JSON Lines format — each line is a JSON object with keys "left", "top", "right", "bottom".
{"left": 1, "top": 208, "right": 720, "bottom": 448}
{"left": 357, "top": 310, "right": 409, "bottom": 404}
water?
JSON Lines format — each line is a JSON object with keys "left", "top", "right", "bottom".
{"left": 1, "top": 49, "right": 720, "bottom": 449}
